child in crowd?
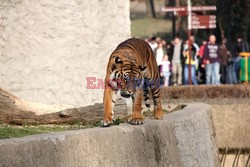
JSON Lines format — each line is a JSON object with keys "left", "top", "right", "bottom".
{"left": 160, "top": 55, "right": 171, "bottom": 87}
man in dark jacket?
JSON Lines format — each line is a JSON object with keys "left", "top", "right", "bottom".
{"left": 203, "top": 35, "right": 220, "bottom": 85}
{"left": 218, "top": 38, "right": 232, "bottom": 84}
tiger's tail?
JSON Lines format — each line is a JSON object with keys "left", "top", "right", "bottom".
{"left": 143, "top": 83, "right": 151, "bottom": 108}
{"left": 143, "top": 78, "right": 161, "bottom": 109}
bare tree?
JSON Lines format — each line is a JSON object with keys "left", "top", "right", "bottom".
{"left": 175, "top": 0, "right": 182, "bottom": 34}
{"left": 145, "top": 0, "right": 156, "bottom": 18}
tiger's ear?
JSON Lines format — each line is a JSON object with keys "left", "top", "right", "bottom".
{"left": 115, "top": 57, "right": 123, "bottom": 64}
{"left": 139, "top": 66, "right": 147, "bottom": 71}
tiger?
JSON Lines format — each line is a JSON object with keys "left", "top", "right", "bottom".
{"left": 101, "top": 38, "right": 163, "bottom": 127}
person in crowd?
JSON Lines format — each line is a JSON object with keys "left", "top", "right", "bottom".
{"left": 184, "top": 35, "right": 200, "bottom": 55}
{"left": 218, "top": 38, "right": 232, "bottom": 84}
{"left": 199, "top": 41, "right": 207, "bottom": 57}
{"left": 183, "top": 42, "right": 198, "bottom": 85}
{"left": 183, "top": 36, "right": 200, "bottom": 83}
{"left": 203, "top": 35, "right": 220, "bottom": 85}
{"left": 191, "top": 35, "right": 200, "bottom": 55}
{"left": 160, "top": 55, "right": 171, "bottom": 87}
{"left": 156, "top": 41, "right": 165, "bottom": 66}
{"left": 156, "top": 37, "right": 162, "bottom": 44}
{"left": 198, "top": 40, "right": 207, "bottom": 84}
{"left": 147, "top": 36, "right": 158, "bottom": 55}
{"left": 165, "top": 41, "right": 173, "bottom": 60}
{"left": 161, "top": 40, "right": 167, "bottom": 47}
{"left": 169, "top": 37, "right": 184, "bottom": 85}
{"left": 227, "top": 55, "right": 237, "bottom": 84}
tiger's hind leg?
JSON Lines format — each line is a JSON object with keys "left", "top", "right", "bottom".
{"left": 101, "top": 88, "right": 116, "bottom": 127}
{"left": 151, "top": 86, "right": 164, "bottom": 120}
{"left": 129, "top": 89, "right": 144, "bottom": 125}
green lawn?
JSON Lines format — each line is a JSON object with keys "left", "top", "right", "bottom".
{"left": 0, "top": 123, "right": 96, "bottom": 139}
{"left": 131, "top": 18, "right": 172, "bottom": 39}
{"left": 0, "top": 119, "right": 123, "bottom": 139}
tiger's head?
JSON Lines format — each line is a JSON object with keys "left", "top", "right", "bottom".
{"left": 108, "top": 56, "right": 147, "bottom": 98}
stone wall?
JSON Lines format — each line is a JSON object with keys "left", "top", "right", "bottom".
{"left": 211, "top": 100, "right": 250, "bottom": 149}
{"left": 0, "top": 0, "right": 130, "bottom": 106}
{"left": 164, "top": 98, "right": 250, "bottom": 149}
{"left": 0, "top": 103, "right": 220, "bottom": 167}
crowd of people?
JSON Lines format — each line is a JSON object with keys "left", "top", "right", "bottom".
{"left": 145, "top": 35, "right": 249, "bottom": 87}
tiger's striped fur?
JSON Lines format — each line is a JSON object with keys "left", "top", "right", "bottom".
{"left": 101, "top": 38, "right": 163, "bottom": 127}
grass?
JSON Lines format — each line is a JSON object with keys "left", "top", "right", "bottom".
{"left": 131, "top": 17, "right": 172, "bottom": 39}
{"left": 0, "top": 124, "right": 89, "bottom": 139}
{"left": 0, "top": 118, "right": 124, "bottom": 139}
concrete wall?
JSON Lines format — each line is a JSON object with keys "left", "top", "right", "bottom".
{"left": 211, "top": 100, "right": 250, "bottom": 167}
{"left": 0, "top": 103, "right": 220, "bottom": 167}
{"left": 211, "top": 100, "right": 250, "bottom": 148}
{"left": 165, "top": 98, "right": 250, "bottom": 149}
{"left": 0, "top": 0, "right": 130, "bottom": 106}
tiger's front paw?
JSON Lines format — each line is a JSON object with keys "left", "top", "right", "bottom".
{"left": 154, "top": 109, "right": 164, "bottom": 120}
{"left": 129, "top": 118, "right": 144, "bottom": 125}
{"left": 100, "top": 120, "right": 113, "bottom": 127}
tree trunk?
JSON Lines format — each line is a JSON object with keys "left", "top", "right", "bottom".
{"left": 218, "top": 17, "right": 225, "bottom": 40}
{"left": 0, "top": 87, "right": 182, "bottom": 125}
{"left": 175, "top": 0, "right": 182, "bottom": 34}
{"left": 145, "top": 0, "right": 156, "bottom": 18}
{"left": 0, "top": 87, "right": 127, "bottom": 125}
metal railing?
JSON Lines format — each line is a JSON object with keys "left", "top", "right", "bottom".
{"left": 219, "top": 147, "right": 250, "bottom": 167}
